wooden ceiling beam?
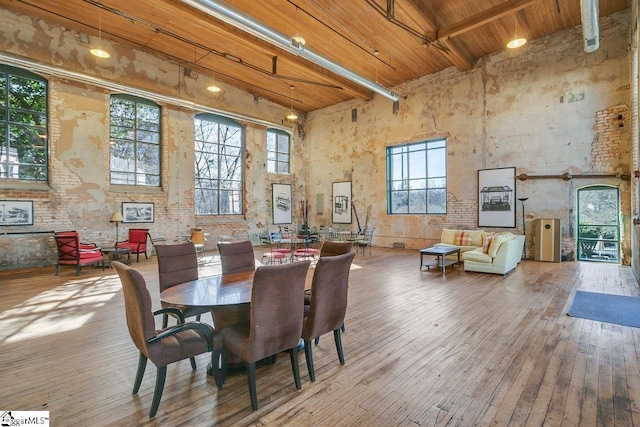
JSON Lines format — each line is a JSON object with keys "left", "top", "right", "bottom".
{"left": 436, "top": 0, "right": 537, "bottom": 42}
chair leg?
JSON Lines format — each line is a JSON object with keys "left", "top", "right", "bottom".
{"left": 211, "top": 347, "right": 224, "bottom": 389}
{"left": 149, "top": 366, "right": 167, "bottom": 418}
{"left": 190, "top": 357, "right": 197, "bottom": 370}
{"left": 303, "top": 339, "right": 315, "bottom": 382}
{"left": 162, "top": 313, "right": 168, "bottom": 328}
{"left": 314, "top": 336, "right": 320, "bottom": 345}
{"left": 55, "top": 265, "right": 60, "bottom": 276}
{"left": 133, "top": 353, "right": 147, "bottom": 394}
{"left": 246, "top": 362, "right": 258, "bottom": 411}
{"left": 75, "top": 264, "right": 81, "bottom": 276}
{"left": 289, "top": 346, "right": 302, "bottom": 390}
{"left": 334, "top": 328, "right": 345, "bottom": 365}
{"left": 341, "top": 322, "right": 346, "bottom": 332}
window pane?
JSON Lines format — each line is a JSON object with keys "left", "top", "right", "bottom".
{"left": 266, "top": 129, "right": 290, "bottom": 175}
{"left": 109, "top": 95, "right": 160, "bottom": 186}
{"left": 195, "top": 114, "right": 244, "bottom": 215}
{"left": 387, "top": 139, "right": 446, "bottom": 214}
{"left": 0, "top": 66, "right": 48, "bottom": 182}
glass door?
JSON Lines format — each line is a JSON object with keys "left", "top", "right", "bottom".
{"left": 577, "top": 186, "right": 620, "bottom": 263}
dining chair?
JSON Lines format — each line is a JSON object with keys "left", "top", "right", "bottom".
{"left": 259, "top": 235, "right": 287, "bottom": 265}
{"left": 217, "top": 240, "right": 255, "bottom": 275}
{"left": 190, "top": 228, "right": 206, "bottom": 263}
{"left": 155, "top": 242, "right": 210, "bottom": 329}
{"left": 302, "top": 252, "right": 355, "bottom": 381}
{"left": 117, "top": 228, "right": 149, "bottom": 262}
{"left": 220, "top": 260, "right": 311, "bottom": 411}
{"left": 354, "top": 227, "right": 375, "bottom": 255}
{"left": 112, "top": 261, "right": 223, "bottom": 418}
{"left": 53, "top": 232, "right": 104, "bottom": 276}
{"left": 319, "top": 241, "right": 353, "bottom": 257}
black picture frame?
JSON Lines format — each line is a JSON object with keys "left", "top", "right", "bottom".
{"left": 332, "top": 181, "right": 352, "bottom": 224}
{"left": 122, "top": 202, "right": 154, "bottom": 223}
{"left": 272, "top": 183, "right": 292, "bottom": 224}
{"left": 0, "top": 200, "right": 34, "bottom": 226}
{"left": 478, "top": 167, "right": 516, "bottom": 228}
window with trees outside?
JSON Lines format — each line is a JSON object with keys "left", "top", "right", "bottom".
{"left": 387, "top": 138, "right": 446, "bottom": 214}
{"left": 109, "top": 94, "right": 160, "bottom": 186}
{"left": 0, "top": 65, "right": 47, "bottom": 181}
{"left": 266, "top": 129, "right": 290, "bottom": 174}
{"left": 194, "top": 113, "right": 243, "bottom": 215}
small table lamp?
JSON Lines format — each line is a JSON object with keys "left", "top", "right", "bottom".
{"left": 110, "top": 211, "right": 123, "bottom": 244}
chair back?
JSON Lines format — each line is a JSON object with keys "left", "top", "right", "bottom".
{"left": 128, "top": 229, "right": 149, "bottom": 244}
{"left": 217, "top": 240, "right": 255, "bottom": 275}
{"left": 54, "top": 233, "right": 80, "bottom": 261}
{"left": 320, "top": 241, "right": 353, "bottom": 257}
{"left": 247, "top": 261, "right": 310, "bottom": 361}
{"left": 190, "top": 230, "right": 206, "bottom": 245}
{"left": 155, "top": 243, "right": 199, "bottom": 293}
{"left": 112, "top": 261, "right": 157, "bottom": 358}
{"left": 302, "top": 252, "right": 355, "bottom": 341}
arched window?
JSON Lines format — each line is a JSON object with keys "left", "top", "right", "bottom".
{"left": 109, "top": 94, "right": 161, "bottom": 186}
{"left": 0, "top": 64, "right": 47, "bottom": 182}
{"left": 194, "top": 113, "right": 243, "bottom": 215}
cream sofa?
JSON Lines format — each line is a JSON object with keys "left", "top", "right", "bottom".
{"left": 461, "top": 233, "right": 525, "bottom": 275}
{"left": 434, "top": 229, "right": 485, "bottom": 258}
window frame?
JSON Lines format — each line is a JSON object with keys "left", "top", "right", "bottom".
{"left": 109, "top": 94, "right": 161, "bottom": 187}
{"left": 194, "top": 113, "right": 244, "bottom": 216}
{"left": 0, "top": 64, "right": 48, "bottom": 182}
{"left": 386, "top": 138, "right": 447, "bottom": 214}
{"left": 266, "top": 128, "right": 291, "bottom": 174}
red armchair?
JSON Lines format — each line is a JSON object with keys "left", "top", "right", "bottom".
{"left": 117, "top": 228, "right": 149, "bottom": 262}
{"left": 54, "top": 231, "right": 105, "bottom": 276}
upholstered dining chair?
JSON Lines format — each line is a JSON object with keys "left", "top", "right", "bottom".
{"left": 190, "top": 228, "right": 206, "bottom": 263}
{"left": 54, "top": 232, "right": 104, "bottom": 276}
{"left": 155, "top": 242, "right": 210, "bottom": 329}
{"left": 319, "top": 241, "right": 353, "bottom": 257}
{"left": 302, "top": 251, "right": 355, "bottom": 382}
{"left": 117, "top": 228, "right": 149, "bottom": 262}
{"left": 220, "top": 260, "right": 311, "bottom": 411}
{"left": 217, "top": 240, "right": 256, "bottom": 275}
{"left": 112, "top": 261, "right": 223, "bottom": 418}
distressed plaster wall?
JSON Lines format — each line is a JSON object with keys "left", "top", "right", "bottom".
{"left": 303, "top": 11, "right": 632, "bottom": 262}
{"left": 0, "top": 8, "right": 304, "bottom": 269}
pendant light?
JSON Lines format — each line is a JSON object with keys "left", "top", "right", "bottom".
{"left": 286, "top": 85, "right": 298, "bottom": 121}
{"left": 90, "top": 13, "right": 110, "bottom": 58}
{"left": 507, "top": 15, "right": 527, "bottom": 49}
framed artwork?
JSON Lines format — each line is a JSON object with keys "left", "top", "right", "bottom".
{"left": 272, "top": 183, "right": 292, "bottom": 224}
{"left": 122, "top": 202, "right": 154, "bottom": 223}
{"left": 478, "top": 167, "right": 516, "bottom": 228}
{"left": 332, "top": 181, "right": 352, "bottom": 224}
{"left": 0, "top": 200, "right": 33, "bottom": 226}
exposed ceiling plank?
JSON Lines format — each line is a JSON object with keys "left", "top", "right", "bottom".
{"left": 436, "top": 0, "right": 538, "bottom": 42}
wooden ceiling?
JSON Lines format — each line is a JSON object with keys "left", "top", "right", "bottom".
{"left": 2, "top": 0, "right": 631, "bottom": 114}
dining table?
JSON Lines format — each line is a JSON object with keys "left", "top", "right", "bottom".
{"left": 160, "top": 267, "right": 314, "bottom": 374}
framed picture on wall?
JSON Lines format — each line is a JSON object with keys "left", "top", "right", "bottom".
{"left": 0, "top": 200, "right": 34, "bottom": 226}
{"left": 122, "top": 202, "right": 154, "bottom": 223}
{"left": 478, "top": 167, "right": 516, "bottom": 228}
{"left": 272, "top": 183, "right": 292, "bottom": 224}
{"left": 332, "top": 181, "right": 352, "bottom": 224}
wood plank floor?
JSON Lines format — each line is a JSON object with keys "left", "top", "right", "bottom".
{"left": 1, "top": 248, "right": 639, "bottom": 426}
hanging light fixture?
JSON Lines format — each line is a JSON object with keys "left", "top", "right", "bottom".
{"left": 207, "top": 81, "right": 221, "bottom": 92}
{"left": 90, "top": 12, "right": 110, "bottom": 58}
{"left": 507, "top": 15, "right": 527, "bottom": 49}
{"left": 286, "top": 85, "right": 298, "bottom": 121}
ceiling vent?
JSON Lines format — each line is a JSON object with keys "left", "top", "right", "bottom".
{"left": 580, "top": 0, "right": 599, "bottom": 53}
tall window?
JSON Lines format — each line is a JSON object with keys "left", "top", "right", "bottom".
{"left": 194, "top": 113, "right": 243, "bottom": 215}
{"left": 0, "top": 65, "right": 47, "bottom": 181}
{"left": 387, "top": 139, "right": 446, "bottom": 214}
{"left": 266, "top": 129, "right": 290, "bottom": 174}
{"left": 109, "top": 94, "right": 160, "bottom": 186}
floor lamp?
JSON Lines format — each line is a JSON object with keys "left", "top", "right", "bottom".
{"left": 518, "top": 197, "right": 529, "bottom": 259}
{"left": 110, "top": 211, "right": 123, "bottom": 245}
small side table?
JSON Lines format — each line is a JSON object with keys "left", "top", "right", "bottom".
{"left": 102, "top": 247, "right": 132, "bottom": 267}
{"left": 419, "top": 246, "right": 461, "bottom": 277}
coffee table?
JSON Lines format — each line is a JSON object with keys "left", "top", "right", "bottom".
{"left": 102, "top": 247, "right": 132, "bottom": 267}
{"left": 419, "top": 246, "right": 461, "bottom": 276}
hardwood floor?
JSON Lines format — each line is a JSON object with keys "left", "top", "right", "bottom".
{"left": 1, "top": 248, "right": 639, "bottom": 426}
